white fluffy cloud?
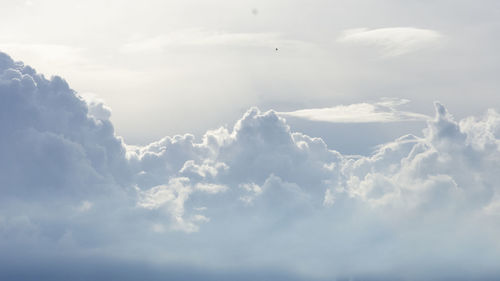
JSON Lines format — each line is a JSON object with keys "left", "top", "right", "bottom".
{"left": 1, "top": 51, "right": 500, "bottom": 280}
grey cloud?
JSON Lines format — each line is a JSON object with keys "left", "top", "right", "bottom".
{"left": 0, "top": 52, "right": 128, "bottom": 200}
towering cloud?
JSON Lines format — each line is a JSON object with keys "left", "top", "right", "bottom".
{"left": 0, "top": 52, "right": 128, "bottom": 197}
{"left": 1, "top": 52, "right": 500, "bottom": 280}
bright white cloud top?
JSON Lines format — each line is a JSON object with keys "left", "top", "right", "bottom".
{"left": 1, "top": 52, "right": 500, "bottom": 280}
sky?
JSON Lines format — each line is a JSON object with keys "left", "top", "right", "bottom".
{"left": 1, "top": 0, "right": 500, "bottom": 280}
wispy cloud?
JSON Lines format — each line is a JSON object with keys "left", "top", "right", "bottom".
{"left": 338, "top": 27, "right": 442, "bottom": 57}
{"left": 120, "top": 28, "right": 310, "bottom": 53}
{"left": 0, "top": 43, "right": 85, "bottom": 65}
{"left": 278, "top": 98, "right": 430, "bottom": 123}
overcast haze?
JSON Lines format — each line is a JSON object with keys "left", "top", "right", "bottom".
{"left": 1, "top": 1, "right": 500, "bottom": 280}
{"left": 2, "top": 0, "right": 500, "bottom": 145}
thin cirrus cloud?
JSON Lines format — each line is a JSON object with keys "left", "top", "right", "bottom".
{"left": 120, "top": 28, "right": 311, "bottom": 53}
{"left": 0, "top": 43, "right": 85, "bottom": 65}
{"left": 338, "top": 27, "right": 443, "bottom": 56}
{"left": 278, "top": 98, "right": 430, "bottom": 123}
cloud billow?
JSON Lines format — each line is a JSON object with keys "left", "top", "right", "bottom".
{"left": 1, "top": 51, "right": 500, "bottom": 280}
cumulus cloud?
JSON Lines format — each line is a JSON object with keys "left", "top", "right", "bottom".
{"left": 1, "top": 51, "right": 500, "bottom": 280}
{"left": 338, "top": 27, "right": 442, "bottom": 57}
{"left": 278, "top": 98, "right": 430, "bottom": 123}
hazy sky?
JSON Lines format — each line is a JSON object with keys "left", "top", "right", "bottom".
{"left": 2, "top": 0, "right": 499, "bottom": 147}
{"left": 2, "top": 1, "right": 500, "bottom": 280}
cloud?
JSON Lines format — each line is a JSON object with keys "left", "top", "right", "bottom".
{"left": 1, "top": 51, "right": 500, "bottom": 280}
{"left": 338, "top": 27, "right": 442, "bottom": 56}
{"left": 278, "top": 98, "right": 430, "bottom": 123}
{"left": 120, "top": 28, "right": 310, "bottom": 53}
{"left": 0, "top": 43, "right": 86, "bottom": 66}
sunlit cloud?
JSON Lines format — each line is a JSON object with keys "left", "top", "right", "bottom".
{"left": 278, "top": 98, "right": 430, "bottom": 123}
{"left": 338, "top": 27, "right": 442, "bottom": 57}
